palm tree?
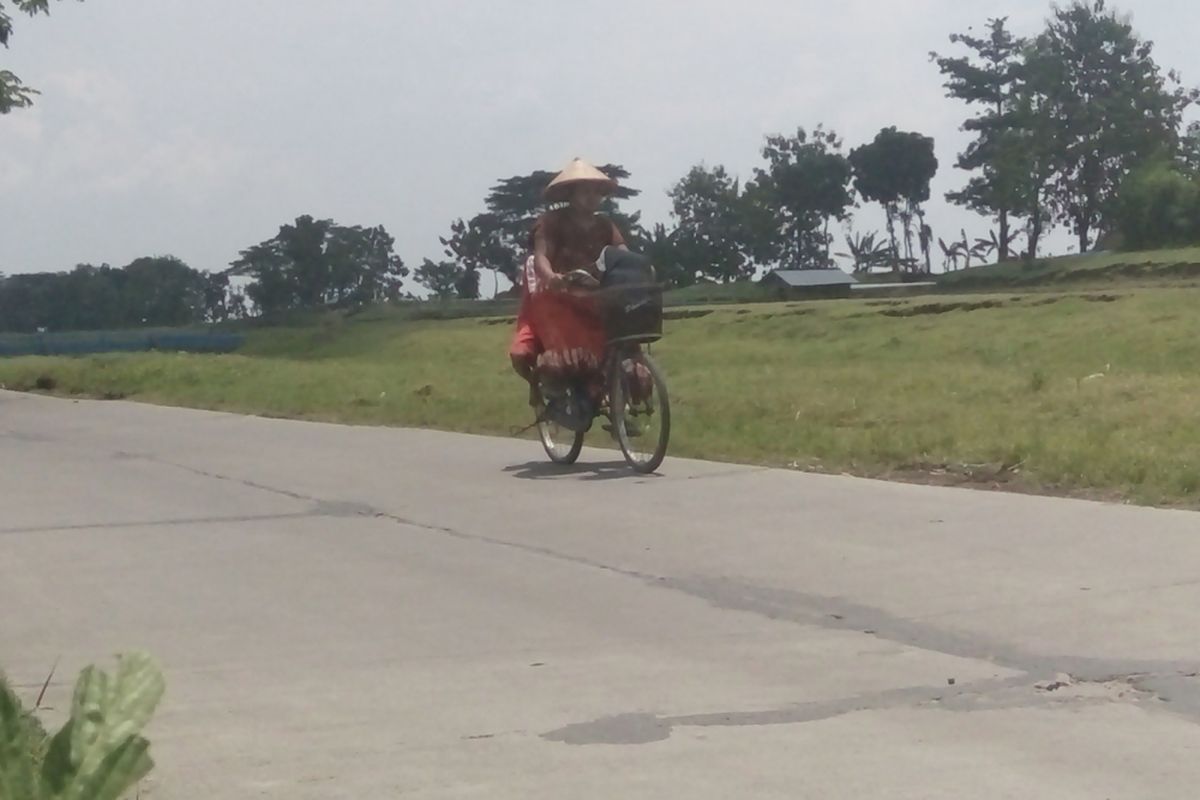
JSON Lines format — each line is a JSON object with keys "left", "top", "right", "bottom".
{"left": 837, "top": 231, "right": 892, "bottom": 273}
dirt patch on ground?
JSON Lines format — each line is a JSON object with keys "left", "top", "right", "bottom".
{"left": 890, "top": 459, "right": 1027, "bottom": 486}
{"left": 1097, "top": 261, "right": 1200, "bottom": 281}
{"left": 476, "top": 307, "right": 716, "bottom": 326}
{"left": 879, "top": 464, "right": 1137, "bottom": 506}
{"left": 878, "top": 293, "right": 1125, "bottom": 317}
{"left": 782, "top": 459, "right": 1145, "bottom": 507}
{"left": 754, "top": 309, "right": 815, "bottom": 321}
{"left": 880, "top": 300, "right": 1007, "bottom": 317}
{"left": 663, "top": 309, "right": 715, "bottom": 321}
{"left": 1028, "top": 292, "right": 1123, "bottom": 306}
{"left": 728, "top": 308, "right": 814, "bottom": 324}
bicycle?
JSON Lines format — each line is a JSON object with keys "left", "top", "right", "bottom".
{"left": 532, "top": 250, "right": 671, "bottom": 474}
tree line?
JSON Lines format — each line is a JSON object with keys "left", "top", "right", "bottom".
{"left": 427, "top": 2, "right": 1198, "bottom": 294}
{"left": 0, "top": 257, "right": 235, "bottom": 334}
{"left": 0, "top": 217, "right": 412, "bottom": 333}
{"left": 2, "top": 0, "right": 1198, "bottom": 330}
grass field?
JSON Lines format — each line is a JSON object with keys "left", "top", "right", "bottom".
{"left": 3, "top": 282, "right": 1200, "bottom": 507}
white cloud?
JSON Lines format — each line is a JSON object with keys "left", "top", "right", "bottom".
{"left": 19, "top": 70, "right": 246, "bottom": 197}
{"left": 0, "top": 0, "right": 1193, "bottom": 274}
{"left": 0, "top": 106, "right": 44, "bottom": 191}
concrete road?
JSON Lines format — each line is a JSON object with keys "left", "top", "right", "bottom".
{"left": 3, "top": 390, "right": 1200, "bottom": 798}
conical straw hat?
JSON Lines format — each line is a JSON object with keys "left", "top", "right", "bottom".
{"left": 543, "top": 158, "right": 618, "bottom": 202}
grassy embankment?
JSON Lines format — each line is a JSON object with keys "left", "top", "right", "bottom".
{"left": 4, "top": 247, "right": 1200, "bottom": 506}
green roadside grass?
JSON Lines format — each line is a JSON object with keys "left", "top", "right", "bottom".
{"left": 3, "top": 286, "right": 1200, "bottom": 506}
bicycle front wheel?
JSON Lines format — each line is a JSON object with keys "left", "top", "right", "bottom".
{"left": 609, "top": 349, "right": 670, "bottom": 474}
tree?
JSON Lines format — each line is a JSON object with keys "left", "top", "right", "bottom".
{"left": 933, "top": 17, "right": 1028, "bottom": 261}
{"left": 1116, "top": 158, "right": 1200, "bottom": 250}
{"left": 837, "top": 229, "right": 892, "bottom": 273}
{"left": 0, "top": 271, "right": 55, "bottom": 331}
{"left": 1004, "top": 83, "right": 1059, "bottom": 259}
{"left": 666, "top": 164, "right": 752, "bottom": 283}
{"left": 439, "top": 214, "right": 509, "bottom": 298}
{"left": 229, "top": 216, "right": 407, "bottom": 315}
{"left": 201, "top": 272, "right": 247, "bottom": 323}
{"left": 452, "top": 164, "right": 642, "bottom": 284}
{"left": 453, "top": 264, "right": 480, "bottom": 299}
{"left": 325, "top": 223, "right": 407, "bottom": 305}
{"left": 413, "top": 259, "right": 463, "bottom": 300}
{"left": 71, "top": 263, "right": 123, "bottom": 329}
{"left": 122, "top": 255, "right": 207, "bottom": 326}
{"left": 849, "top": 128, "right": 939, "bottom": 272}
{"left": 231, "top": 241, "right": 292, "bottom": 316}
{"left": 1180, "top": 123, "right": 1200, "bottom": 175}
{"left": 276, "top": 215, "right": 332, "bottom": 308}
{"left": 1, "top": 0, "right": 82, "bottom": 114}
{"left": 638, "top": 223, "right": 696, "bottom": 288}
{"left": 745, "top": 126, "right": 854, "bottom": 270}
{"left": 1026, "top": 0, "right": 1198, "bottom": 252}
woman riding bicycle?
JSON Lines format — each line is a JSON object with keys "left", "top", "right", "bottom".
{"left": 509, "top": 158, "right": 628, "bottom": 405}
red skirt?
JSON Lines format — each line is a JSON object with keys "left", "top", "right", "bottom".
{"left": 529, "top": 290, "right": 607, "bottom": 377}
{"left": 509, "top": 258, "right": 607, "bottom": 381}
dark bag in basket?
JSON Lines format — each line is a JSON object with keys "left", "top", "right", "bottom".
{"left": 595, "top": 247, "right": 663, "bottom": 344}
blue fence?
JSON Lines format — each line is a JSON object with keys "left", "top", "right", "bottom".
{"left": 0, "top": 329, "right": 245, "bottom": 357}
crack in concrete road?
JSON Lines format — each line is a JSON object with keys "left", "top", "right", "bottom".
{"left": 114, "top": 451, "right": 1200, "bottom": 744}
{"left": 659, "top": 576, "right": 1200, "bottom": 683}
{"left": 542, "top": 673, "right": 1164, "bottom": 745}
{"left": 538, "top": 576, "right": 1200, "bottom": 744}
{"left": 0, "top": 499, "right": 378, "bottom": 537}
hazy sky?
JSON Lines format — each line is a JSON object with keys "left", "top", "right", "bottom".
{"left": 2, "top": 0, "right": 1197, "bottom": 281}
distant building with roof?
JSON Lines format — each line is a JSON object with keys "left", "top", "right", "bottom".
{"left": 760, "top": 269, "right": 857, "bottom": 299}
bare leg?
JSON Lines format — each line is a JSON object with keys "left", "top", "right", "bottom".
{"left": 510, "top": 353, "right": 534, "bottom": 382}
{"left": 511, "top": 354, "right": 540, "bottom": 407}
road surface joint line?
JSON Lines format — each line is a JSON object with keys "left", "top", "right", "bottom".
{"left": 0, "top": 511, "right": 321, "bottom": 537}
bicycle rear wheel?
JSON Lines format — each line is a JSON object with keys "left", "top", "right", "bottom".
{"left": 609, "top": 349, "right": 670, "bottom": 473}
{"left": 535, "top": 384, "right": 586, "bottom": 465}
{"left": 537, "top": 414, "right": 584, "bottom": 464}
